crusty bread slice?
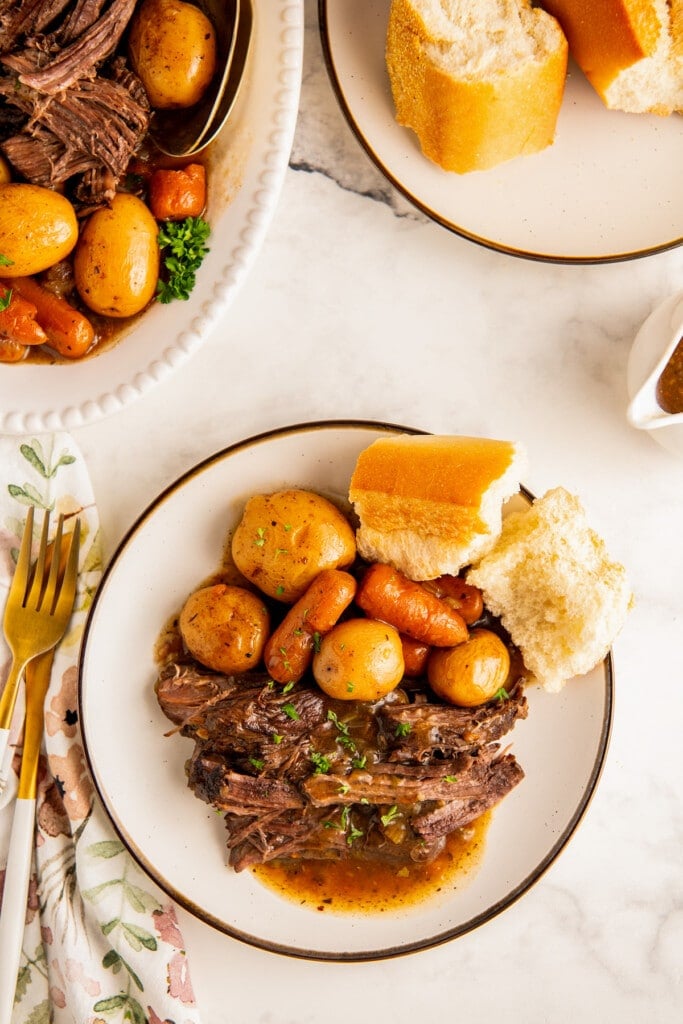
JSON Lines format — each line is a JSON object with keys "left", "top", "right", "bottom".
{"left": 543, "top": 0, "right": 683, "bottom": 114}
{"left": 349, "top": 434, "right": 527, "bottom": 580}
{"left": 385, "top": 0, "right": 568, "bottom": 172}
{"left": 467, "top": 487, "right": 633, "bottom": 693}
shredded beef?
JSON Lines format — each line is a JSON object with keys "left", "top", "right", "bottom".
{"left": 0, "top": 0, "right": 149, "bottom": 210}
{"left": 156, "top": 661, "right": 528, "bottom": 871}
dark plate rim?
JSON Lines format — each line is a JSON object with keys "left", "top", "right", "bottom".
{"left": 79, "top": 418, "right": 615, "bottom": 961}
{"left": 318, "top": 0, "right": 683, "bottom": 266}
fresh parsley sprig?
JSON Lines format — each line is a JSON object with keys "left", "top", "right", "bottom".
{"left": 156, "top": 216, "right": 210, "bottom": 303}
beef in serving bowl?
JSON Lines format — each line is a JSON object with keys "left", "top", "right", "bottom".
{"left": 0, "top": 0, "right": 222, "bottom": 363}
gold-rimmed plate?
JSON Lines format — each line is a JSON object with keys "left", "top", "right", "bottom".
{"left": 79, "top": 420, "right": 613, "bottom": 961}
{"left": 320, "top": 0, "right": 683, "bottom": 264}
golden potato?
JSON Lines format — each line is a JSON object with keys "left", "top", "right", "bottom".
{"left": 179, "top": 584, "right": 270, "bottom": 674}
{"left": 74, "top": 193, "right": 159, "bottom": 317}
{"left": 427, "top": 628, "right": 510, "bottom": 707}
{"left": 129, "top": 0, "right": 217, "bottom": 109}
{"left": 231, "top": 490, "right": 356, "bottom": 603}
{"left": 0, "top": 156, "right": 11, "bottom": 184}
{"left": 0, "top": 183, "right": 77, "bottom": 277}
{"left": 312, "top": 618, "right": 405, "bottom": 701}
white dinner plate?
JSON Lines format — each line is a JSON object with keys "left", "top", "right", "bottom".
{"left": 80, "top": 421, "right": 613, "bottom": 960}
{"left": 320, "top": 0, "right": 683, "bottom": 263}
{"left": 0, "top": 1, "right": 303, "bottom": 434}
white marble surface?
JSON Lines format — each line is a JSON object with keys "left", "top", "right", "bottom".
{"left": 71, "top": 3, "right": 683, "bottom": 1021}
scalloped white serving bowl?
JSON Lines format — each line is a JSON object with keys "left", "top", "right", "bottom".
{"left": 0, "top": 1, "right": 303, "bottom": 434}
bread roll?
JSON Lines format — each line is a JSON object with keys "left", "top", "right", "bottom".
{"left": 349, "top": 434, "right": 527, "bottom": 580}
{"left": 385, "top": 0, "right": 568, "bottom": 172}
{"left": 467, "top": 487, "right": 633, "bottom": 693}
{"left": 543, "top": 0, "right": 683, "bottom": 114}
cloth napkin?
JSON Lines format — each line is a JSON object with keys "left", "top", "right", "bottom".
{"left": 0, "top": 433, "right": 200, "bottom": 1024}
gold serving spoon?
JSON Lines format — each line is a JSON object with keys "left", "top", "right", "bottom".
{"left": 151, "top": 0, "right": 254, "bottom": 158}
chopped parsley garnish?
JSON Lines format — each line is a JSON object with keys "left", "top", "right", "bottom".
{"left": 351, "top": 754, "right": 367, "bottom": 770}
{"left": 310, "top": 751, "right": 331, "bottom": 774}
{"left": 282, "top": 702, "right": 300, "bottom": 721}
{"left": 395, "top": 722, "right": 412, "bottom": 738}
{"left": 156, "top": 216, "right": 210, "bottom": 303}
{"left": 346, "top": 681, "right": 354, "bottom": 693}
{"left": 249, "top": 757, "right": 265, "bottom": 771}
{"left": 0, "top": 253, "right": 14, "bottom": 267}
{"left": 272, "top": 733, "right": 283, "bottom": 744}
{"left": 276, "top": 585, "right": 285, "bottom": 596}
{"left": 253, "top": 527, "right": 266, "bottom": 547}
{"left": 494, "top": 687, "right": 510, "bottom": 702}
{"left": 0, "top": 288, "right": 12, "bottom": 312}
{"left": 380, "top": 805, "right": 400, "bottom": 827}
{"left": 282, "top": 681, "right": 295, "bottom": 694}
{"left": 337, "top": 782, "right": 350, "bottom": 795}
{"left": 327, "top": 709, "right": 358, "bottom": 755}
{"left": 444, "top": 775, "right": 458, "bottom": 783}
{"left": 312, "top": 631, "right": 322, "bottom": 653}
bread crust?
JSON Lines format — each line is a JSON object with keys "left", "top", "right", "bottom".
{"left": 545, "top": 0, "right": 682, "bottom": 113}
{"left": 386, "top": 0, "right": 568, "bottom": 173}
{"left": 349, "top": 435, "right": 526, "bottom": 580}
{"left": 543, "top": 0, "right": 661, "bottom": 93}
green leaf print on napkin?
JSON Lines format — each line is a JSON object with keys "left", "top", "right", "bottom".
{"left": 20, "top": 440, "right": 76, "bottom": 480}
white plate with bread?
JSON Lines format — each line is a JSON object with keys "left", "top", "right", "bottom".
{"left": 79, "top": 421, "right": 629, "bottom": 959}
{"left": 320, "top": 0, "right": 683, "bottom": 263}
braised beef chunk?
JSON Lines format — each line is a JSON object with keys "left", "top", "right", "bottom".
{"left": 156, "top": 661, "right": 527, "bottom": 872}
{"left": 378, "top": 684, "right": 528, "bottom": 760}
{"left": 0, "top": 0, "right": 149, "bottom": 210}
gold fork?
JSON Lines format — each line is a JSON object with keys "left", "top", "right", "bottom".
{"left": 0, "top": 507, "right": 81, "bottom": 793}
{"left": 0, "top": 524, "right": 79, "bottom": 1023}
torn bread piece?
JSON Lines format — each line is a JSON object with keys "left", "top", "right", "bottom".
{"left": 467, "top": 486, "right": 633, "bottom": 693}
{"left": 543, "top": 0, "right": 683, "bottom": 114}
{"left": 385, "top": 0, "right": 568, "bottom": 172}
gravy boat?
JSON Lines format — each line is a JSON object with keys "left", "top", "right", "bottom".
{"left": 626, "top": 291, "right": 683, "bottom": 457}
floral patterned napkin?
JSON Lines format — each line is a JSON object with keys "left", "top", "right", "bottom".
{"left": 0, "top": 434, "right": 200, "bottom": 1024}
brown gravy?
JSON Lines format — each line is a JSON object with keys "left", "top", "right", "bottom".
{"left": 252, "top": 812, "right": 491, "bottom": 914}
{"left": 656, "top": 336, "right": 683, "bottom": 414}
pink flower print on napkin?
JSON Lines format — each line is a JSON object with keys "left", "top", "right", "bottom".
{"left": 153, "top": 904, "right": 185, "bottom": 948}
{"left": 168, "top": 950, "right": 196, "bottom": 1005}
{"left": 46, "top": 664, "right": 80, "bottom": 739}
{"left": 37, "top": 774, "right": 71, "bottom": 838}
{"left": 48, "top": 743, "right": 93, "bottom": 821}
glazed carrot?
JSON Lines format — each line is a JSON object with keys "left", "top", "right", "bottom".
{"left": 148, "top": 163, "right": 206, "bottom": 221}
{"left": 421, "top": 575, "right": 484, "bottom": 625}
{"left": 356, "top": 563, "right": 468, "bottom": 648}
{"left": 0, "top": 337, "right": 28, "bottom": 362}
{"left": 0, "top": 285, "right": 47, "bottom": 347}
{"left": 400, "top": 635, "right": 431, "bottom": 678}
{"left": 264, "top": 569, "right": 357, "bottom": 685}
{"left": 6, "top": 276, "right": 95, "bottom": 359}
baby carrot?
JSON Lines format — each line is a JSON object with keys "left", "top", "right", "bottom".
{"left": 6, "top": 276, "right": 95, "bottom": 358}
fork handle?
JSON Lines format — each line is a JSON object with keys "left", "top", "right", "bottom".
{"left": 0, "top": 797, "right": 35, "bottom": 1024}
{"left": 0, "top": 728, "right": 12, "bottom": 794}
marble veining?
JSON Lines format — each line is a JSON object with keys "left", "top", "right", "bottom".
{"left": 70, "top": 2, "right": 683, "bottom": 1022}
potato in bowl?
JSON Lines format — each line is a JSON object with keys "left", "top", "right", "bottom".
{"left": 0, "top": 0, "right": 302, "bottom": 432}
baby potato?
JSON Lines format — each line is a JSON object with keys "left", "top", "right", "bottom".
{"left": 74, "top": 193, "right": 159, "bottom": 317}
{"left": 129, "top": 0, "right": 217, "bottom": 109}
{"left": 0, "top": 156, "right": 11, "bottom": 184}
{"left": 312, "top": 618, "right": 405, "bottom": 702}
{"left": 179, "top": 584, "right": 270, "bottom": 674}
{"left": 0, "top": 183, "right": 77, "bottom": 277}
{"left": 427, "top": 628, "right": 510, "bottom": 707}
{"left": 231, "top": 490, "right": 356, "bottom": 602}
